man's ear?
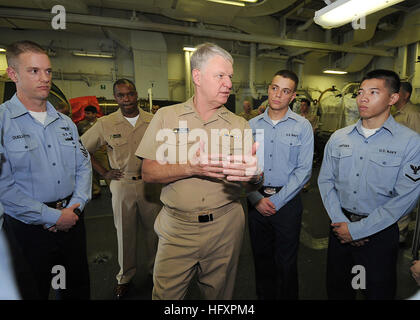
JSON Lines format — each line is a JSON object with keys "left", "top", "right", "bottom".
{"left": 6, "top": 66, "right": 18, "bottom": 83}
{"left": 389, "top": 92, "right": 400, "bottom": 106}
{"left": 192, "top": 68, "right": 200, "bottom": 87}
{"left": 291, "top": 91, "right": 297, "bottom": 102}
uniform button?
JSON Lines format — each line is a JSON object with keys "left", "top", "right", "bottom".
{"left": 360, "top": 157, "right": 363, "bottom": 160}
{"left": 269, "top": 154, "right": 272, "bottom": 157}
{"left": 268, "top": 183, "right": 272, "bottom": 186}
{"left": 353, "top": 207, "right": 356, "bottom": 210}
{"left": 24, "top": 146, "right": 28, "bottom": 149}
{"left": 290, "top": 143, "right": 292, "bottom": 146}
{"left": 271, "top": 140, "right": 274, "bottom": 143}
{"left": 353, "top": 191, "right": 357, "bottom": 194}
{"left": 268, "top": 169, "right": 271, "bottom": 171}
{"left": 48, "top": 145, "right": 51, "bottom": 148}
{"left": 57, "top": 180, "right": 60, "bottom": 184}
{"left": 382, "top": 161, "right": 386, "bottom": 165}
{"left": 52, "top": 163, "right": 56, "bottom": 166}
{"left": 356, "top": 173, "right": 359, "bottom": 177}
{"left": 364, "top": 141, "right": 368, "bottom": 144}
{"left": 389, "top": 191, "right": 393, "bottom": 195}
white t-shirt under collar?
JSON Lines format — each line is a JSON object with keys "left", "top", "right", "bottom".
{"left": 29, "top": 110, "right": 47, "bottom": 125}
{"left": 124, "top": 115, "right": 139, "bottom": 127}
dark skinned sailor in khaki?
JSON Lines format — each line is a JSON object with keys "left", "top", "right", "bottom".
{"left": 82, "top": 79, "right": 162, "bottom": 299}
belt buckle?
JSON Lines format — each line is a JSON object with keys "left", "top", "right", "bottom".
{"left": 263, "top": 187, "right": 277, "bottom": 195}
{"left": 198, "top": 214, "right": 213, "bottom": 223}
{"left": 55, "top": 199, "right": 67, "bottom": 210}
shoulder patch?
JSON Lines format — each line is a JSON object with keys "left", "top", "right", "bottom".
{"left": 405, "top": 164, "right": 420, "bottom": 182}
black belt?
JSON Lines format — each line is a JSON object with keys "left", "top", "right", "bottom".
{"left": 342, "top": 208, "right": 367, "bottom": 222}
{"left": 44, "top": 194, "right": 73, "bottom": 209}
{"left": 259, "top": 186, "right": 283, "bottom": 197}
{"left": 131, "top": 175, "right": 142, "bottom": 180}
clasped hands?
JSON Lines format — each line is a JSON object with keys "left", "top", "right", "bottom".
{"left": 331, "top": 222, "right": 369, "bottom": 247}
{"left": 190, "top": 140, "right": 261, "bottom": 183}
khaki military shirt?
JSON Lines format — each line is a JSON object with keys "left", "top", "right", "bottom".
{"left": 136, "top": 97, "right": 252, "bottom": 212}
{"left": 238, "top": 109, "right": 258, "bottom": 121}
{"left": 392, "top": 102, "right": 420, "bottom": 134}
{"left": 300, "top": 113, "right": 319, "bottom": 132}
{"left": 82, "top": 108, "right": 153, "bottom": 176}
{"left": 77, "top": 118, "right": 96, "bottom": 136}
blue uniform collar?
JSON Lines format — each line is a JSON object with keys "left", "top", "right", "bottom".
{"left": 350, "top": 115, "right": 396, "bottom": 137}
{"left": 9, "top": 94, "right": 61, "bottom": 123}
{"left": 261, "top": 107, "right": 297, "bottom": 125}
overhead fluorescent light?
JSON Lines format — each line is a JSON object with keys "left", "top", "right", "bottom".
{"left": 72, "top": 51, "right": 114, "bottom": 58}
{"left": 314, "top": 0, "right": 405, "bottom": 29}
{"left": 183, "top": 46, "right": 196, "bottom": 52}
{"left": 323, "top": 69, "right": 348, "bottom": 75}
{"left": 206, "top": 0, "right": 246, "bottom": 7}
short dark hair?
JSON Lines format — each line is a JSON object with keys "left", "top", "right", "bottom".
{"left": 113, "top": 78, "right": 137, "bottom": 94}
{"left": 400, "top": 82, "right": 413, "bottom": 99}
{"left": 300, "top": 98, "right": 310, "bottom": 106}
{"left": 273, "top": 70, "right": 299, "bottom": 91}
{"left": 6, "top": 40, "right": 47, "bottom": 68}
{"left": 361, "top": 69, "right": 400, "bottom": 94}
{"left": 84, "top": 105, "right": 97, "bottom": 113}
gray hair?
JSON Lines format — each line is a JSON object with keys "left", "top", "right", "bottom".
{"left": 190, "top": 42, "right": 233, "bottom": 71}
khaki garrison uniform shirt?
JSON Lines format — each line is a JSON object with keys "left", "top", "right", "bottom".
{"left": 82, "top": 108, "right": 152, "bottom": 177}
{"left": 136, "top": 97, "right": 253, "bottom": 213}
{"left": 238, "top": 109, "right": 259, "bottom": 121}
{"left": 392, "top": 102, "right": 420, "bottom": 134}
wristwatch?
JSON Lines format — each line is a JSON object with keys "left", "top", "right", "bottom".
{"left": 74, "top": 208, "right": 82, "bottom": 216}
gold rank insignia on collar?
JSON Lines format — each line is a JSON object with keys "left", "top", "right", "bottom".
{"left": 173, "top": 128, "right": 189, "bottom": 133}
{"left": 220, "top": 131, "right": 241, "bottom": 139}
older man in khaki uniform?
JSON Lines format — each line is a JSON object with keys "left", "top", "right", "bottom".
{"left": 136, "top": 43, "right": 262, "bottom": 300}
{"left": 82, "top": 79, "right": 161, "bottom": 299}
{"left": 392, "top": 82, "right": 420, "bottom": 134}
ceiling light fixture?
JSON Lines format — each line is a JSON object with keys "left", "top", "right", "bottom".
{"left": 206, "top": 0, "right": 246, "bottom": 7}
{"left": 323, "top": 69, "right": 348, "bottom": 75}
{"left": 0, "top": 48, "right": 6, "bottom": 53}
{"left": 72, "top": 51, "right": 114, "bottom": 58}
{"left": 314, "top": 0, "right": 405, "bottom": 29}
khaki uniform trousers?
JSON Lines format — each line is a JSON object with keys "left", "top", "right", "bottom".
{"left": 152, "top": 202, "right": 245, "bottom": 300}
{"left": 109, "top": 178, "right": 161, "bottom": 284}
